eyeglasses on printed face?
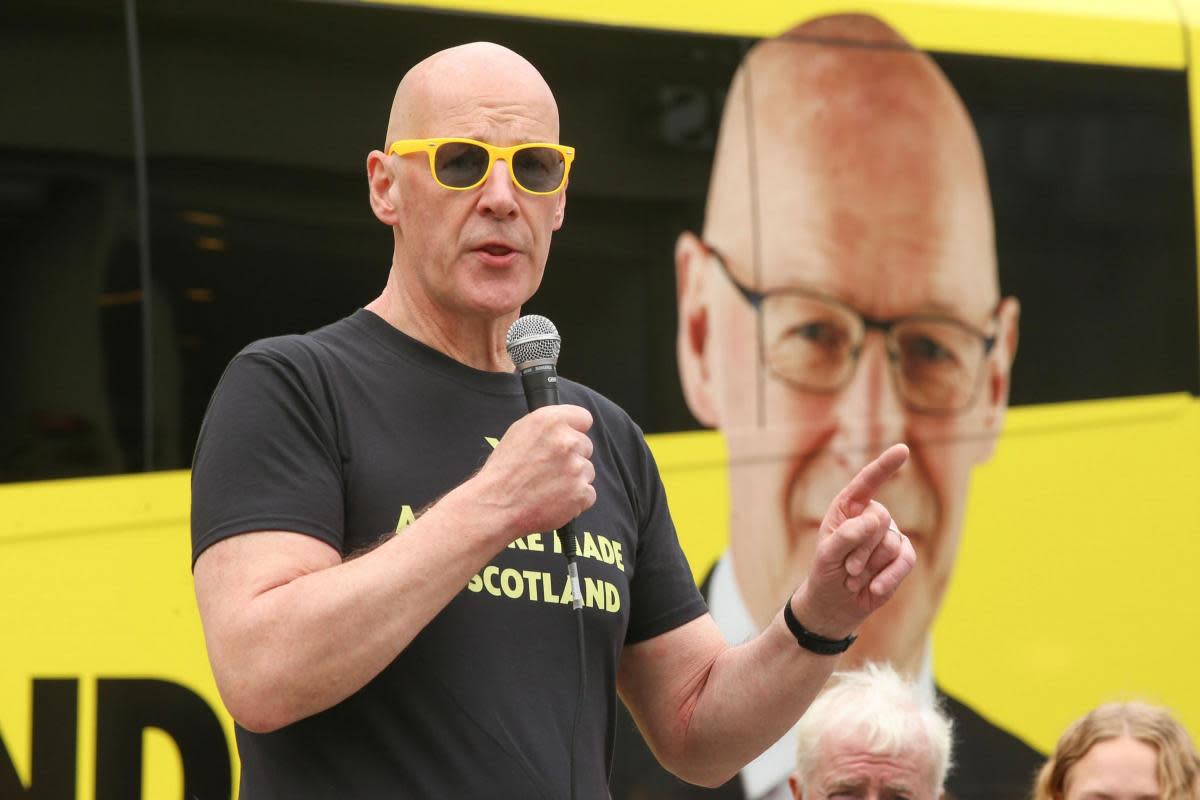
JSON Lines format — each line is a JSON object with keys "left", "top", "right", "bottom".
{"left": 387, "top": 138, "right": 575, "bottom": 195}
{"left": 704, "top": 243, "right": 999, "bottom": 414}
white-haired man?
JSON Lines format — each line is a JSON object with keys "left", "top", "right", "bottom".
{"left": 789, "top": 663, "right": 953, "bottom": 800}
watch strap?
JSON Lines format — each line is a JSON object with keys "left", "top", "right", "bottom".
{"left": 782, "top": 600, "right": 857, "bottom": 655}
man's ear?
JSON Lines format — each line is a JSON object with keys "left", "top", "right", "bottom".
{"left": 552, "top": 182, "right": 567, "bottom": 231}
{"left": 676, "top": 231, "right": 719, "bottom": 426}
{"left": 787, "top": 773, "right": 804, "bottom": 800}
{"left": 978, "top": 295, "right": 1020, "bottom": 457}
{"left": 367, "top": 150, "right": 399, "bottom": 226}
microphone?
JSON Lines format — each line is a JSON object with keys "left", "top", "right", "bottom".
{"left": 505, "top": 314, "right": 583, "bottom": 611}
{"left": 506, "top": 313, "right": 563, "bottom": 409}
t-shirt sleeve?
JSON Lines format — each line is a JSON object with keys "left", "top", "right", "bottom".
{"left": 190, "top": 343, "right": 345, "bottom": 566}
{"left": 624, "top": 432, "right": 708, "bottom": 644}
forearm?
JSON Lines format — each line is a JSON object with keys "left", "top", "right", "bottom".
{"left": 623, "top": 445, "right": 915, "bottom": 787}
{"left": 200, "top": 476, "right": 517, "bottom": 732}
{"left": 649, "top": 597, "right": 843, "bottom": 787}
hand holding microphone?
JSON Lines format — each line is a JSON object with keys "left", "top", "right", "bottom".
{"left": 473, "top": 315, "right": 596, "bottom": 546}
{"left": 504, "top": 314, "right": 591, "bottom": 609}
{"left": 481, "top": 405, "right": 595, "bottom": 538}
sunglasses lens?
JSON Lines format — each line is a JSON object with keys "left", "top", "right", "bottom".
{"left": 431, "top": 142, "right": 567, "bottom": 193}
{"left": 512, "top": 146, "right": 566, "bottom": 193}
{"left": 433, "top": 142, "right": 490, "bottom": 188}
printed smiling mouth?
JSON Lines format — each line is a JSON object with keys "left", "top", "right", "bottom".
{"left": 790, "top": 516, "right": 926, "bottom": 548}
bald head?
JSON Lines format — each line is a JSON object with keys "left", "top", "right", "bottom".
{"left": 365, "top": 42, "right": 568, "bottom": 354}
{"left": 705, "top": 13, "right": 997, "bottom": 307}
{"left": 384, "top": 42, "right": 560, "bottom": 147}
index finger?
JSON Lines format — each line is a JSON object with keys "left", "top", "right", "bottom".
{"left": 835, "top": 443, "right": 909, "bottom": 515}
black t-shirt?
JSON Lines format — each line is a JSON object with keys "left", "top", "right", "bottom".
{"left": 191, "top": 309, "right": 707, "bottom": 799}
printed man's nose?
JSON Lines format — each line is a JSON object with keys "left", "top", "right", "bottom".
{"left": 831, "top": 333, "right": 906, "bottom": 450}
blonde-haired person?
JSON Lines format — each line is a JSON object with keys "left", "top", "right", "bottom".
{"left": 1033, "top": 702, "right": 1200, "bottom": 800}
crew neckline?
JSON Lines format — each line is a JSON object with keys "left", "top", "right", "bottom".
{"left": 345, "top": 308, "right": 525, "bottom": 397}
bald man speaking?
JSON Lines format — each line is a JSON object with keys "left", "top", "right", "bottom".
{"left": 190, "top": 41, "right": 917, "bottom": 798}
{"left": 613, "top": 14, "right": 1039, "bottom": 800}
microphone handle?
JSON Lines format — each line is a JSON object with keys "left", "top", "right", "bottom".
{"left": 517, "top": 363, "right": 583, "bottom": 596}
{"left": 519, "top": 363, "right": 560, "bottom": 410}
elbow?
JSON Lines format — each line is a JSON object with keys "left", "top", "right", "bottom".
{"left": 666, "top": 761, "right": 739, "bottom": 790}
{"left": 227, "top": 694, "right": 290, "bottom": 734}
{"left": 237, "top": 714, "right": 290, "bottom": 736}
{"left": 210, "top": 650, "right": 306, "bottom": 734}
{"left": 651, "top": 724, "right": 739, "bottom": 789}
{"left": 696, "top": 769, "right": 741, "bottom": 789}
{"left": 646, "top": 683, "right": 741, "bottom": 787}
{"left": 219, "top": 681, "right": 301, "bottom": 735}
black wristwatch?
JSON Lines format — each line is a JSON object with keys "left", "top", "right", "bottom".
{"left": 782, "top": 600, "right": 857, "bottom": 655}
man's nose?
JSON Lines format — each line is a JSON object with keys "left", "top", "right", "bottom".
{"left": 831, "top": 332, "right": 906, "bottom": 451}
{"left": 476, "top": 159, "right": 519, "bottom": 218}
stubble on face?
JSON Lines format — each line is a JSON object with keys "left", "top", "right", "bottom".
{"left": 702, "top": 15, "right": 1002, "bottom": 672}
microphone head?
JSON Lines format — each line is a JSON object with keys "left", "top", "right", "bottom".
{"left": 506, "top": 314, "right": 561, "bottom": 369}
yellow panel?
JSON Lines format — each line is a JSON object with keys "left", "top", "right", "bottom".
{"left": 645, "top": 429, "right": 730, "bottom": 583}
{"left": 142, "top": 728, "right": 184, "bottom": 800}
{"left": 933, "top": 393, "right": 1200, "bottom": 752}
{"left": 0, "top": 470, "right": 190, "bottom": 543}
{"left": 375, "top": 0, "right": 1184, "bottom": 68}
{"left": 0, "top": 471, "right": 236, "bottom": 799}
{"left": 650, "top": 393, "right": 1200, "bottom": 754}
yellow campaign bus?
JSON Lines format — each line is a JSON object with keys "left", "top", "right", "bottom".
{"left": 1, "top": 0, "right": 1197, "bottom": 797}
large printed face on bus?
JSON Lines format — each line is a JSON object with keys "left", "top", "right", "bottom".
{"left": 675, "top": 15, "right": 1020, "bottom": 674}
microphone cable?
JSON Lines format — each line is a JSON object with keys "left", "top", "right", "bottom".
{"left": 558, "top": 523, "right": 586, "bottom": 800}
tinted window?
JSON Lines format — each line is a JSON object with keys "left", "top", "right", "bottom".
{"left": 0, "top": 1, "right": 142, "bottom": 480}
{"left": 2, "top": 0, "right": 1196, "bottom": 483}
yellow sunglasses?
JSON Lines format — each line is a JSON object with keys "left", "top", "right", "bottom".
{"left": 388, "top": 138, "right": 575, "bottom": 195}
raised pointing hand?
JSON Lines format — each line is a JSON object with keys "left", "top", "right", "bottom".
{"left": 794, "top": 443, "right": 916, "bottom": 639}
